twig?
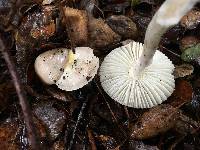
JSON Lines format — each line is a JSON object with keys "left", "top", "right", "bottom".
{"left": 123, "top": 106, "right": 130, "bottom": 128}
{"left": 95, "top": 80, "right": 128, "bottom": 143}
{"left": 0, "top": 37, "right": 39, "bottom": 149}
{"left": 160, "top": 45, "right": 180, "bottom": 57}
{"left": 25, "top": 85, "right": 50, "bottom": 100}
{"left": 94, "top": 80, "right": 118, "bottom": 123}
{"left": 60, "top": 6, "right": 76, "bottom": 53}
{"left": 67, "top": 99, "right": 88, "bottom": 150}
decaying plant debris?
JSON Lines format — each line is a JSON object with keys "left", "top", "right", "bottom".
{"left": 0, "top": 0, "right": 200, "bottom": 149}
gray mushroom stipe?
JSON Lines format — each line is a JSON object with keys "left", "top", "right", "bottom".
{"left": 138, "top": 0, "right": 199, "bottom": 73}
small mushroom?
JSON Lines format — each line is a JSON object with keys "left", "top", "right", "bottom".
{"left": 99, "top": 0, "right": 198, "bottom": 108}
{"left": 34, "top": 47, "right": 99, "bottom": 91}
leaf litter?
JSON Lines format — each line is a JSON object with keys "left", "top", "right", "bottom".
{"left": 0, "top": 0, "right": 200, "bottom": 149}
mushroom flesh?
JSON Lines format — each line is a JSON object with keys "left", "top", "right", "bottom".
{"left": 35, "top": 47, "right": 99, "bottom": 91}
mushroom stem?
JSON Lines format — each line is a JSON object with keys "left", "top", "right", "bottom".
{"left": 138, "top": 0, "right": 199, "bottom": 73}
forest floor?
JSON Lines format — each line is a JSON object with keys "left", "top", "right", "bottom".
{"left": 0, "top": 0, "right": 200, "bottom": 149}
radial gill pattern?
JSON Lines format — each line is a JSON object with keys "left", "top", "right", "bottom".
{"left": 99, "top": 41, "right": 175, "bottom": 108}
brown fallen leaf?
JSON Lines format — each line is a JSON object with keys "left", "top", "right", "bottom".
{"left": 167, "top": 79, "right": 193, "bottom": 108}
{"left": 31, "top": 20, "right": 55, "bottom": 39}
{"left": 87, "top": 130, "right": 97, "bottom": 150}
{"left": 95, "top": 134, "right": 118, "bottom": 150}
{"left": 46, "top": 86, "right": 73, "bottom": 102}
{"left": 33, "top": 100, "right": 68, "bottom": 141}
{"left": 173, "top": 64, "right": 194, "bottom": 79}
{"left": 0, "top": 118, "right": 20, "bottom": 150}
{"left": 33, "top": 116, "right": 47, "bottom": 139}
{"left": 52, "top": 140, "right": 65, "bottom": 150}
{"left": 175, "top": 114, "right": 199, "bottom": 135}
{"left": 128, "top": 140, "right": 159, "bottom": 150}
{"left": 130, "top": 104, "right": 180, "bottom": 140}
{"left": 16, "top": 5, "right": 58, "bottom": 83}
{"left": 179, "top": 36, "right": 200, "bottom": 52}
{"left": 88, "top": 18, "right": 121, "bottom": 50}
{"left": 132, "top": 15, "right": 151, "bottom": 37}
{"left": 106, "top": 15, "right": 138, "bottom": 39}
{"left": 63, "top": 7, "right": 88, "bottom": 46}
{"left": 0, "top": 81, "right": 16, "bottom": 112}
{"left": 180, "top": 10, "right": 200, "bottom": 29}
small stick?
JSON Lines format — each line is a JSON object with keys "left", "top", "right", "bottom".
{"left": 67, "top": 100, "right": 88, "bottom": 150}
{"left": 95, "top": 80, "right": 128, "bottom": 140}
{"left": 94, "top": 80, "right": 118, "bottom": 123}
{"left": 60, "top": 6, "right": 76, "bottom": 53}
{"left": 0, "top": 38, "right": 39, "bottom": 150}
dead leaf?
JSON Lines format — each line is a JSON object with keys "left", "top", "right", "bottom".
{"left": 180, "top": 10, "right": 200, "bottom": 29}
{"left": 16, "top": 6, "right": 58, "bottom": 83}
{"left": 52, "top": 140, "right": 65, "bottom": 150}
{"left": 167, "top": 79, "right": 193, "bottom": 108}
{"left": 130, "top": 104, "right": 180, "bottom": 140}
{"left": 63, "top": 7, "right": 88, "bottom": 46}
{"left": 33, "top": 100, "right": 68, "bottom": 140}
{"left": 95, "top": 134, "right": 118, "bottom": 150}
{"left": 0, "top": 118, "right": 20, "bottom": 150}
{"left": 179, "top": 36, "right": 199, "bottom": 52}
{"left": 128, "top": 140, "right": 159, "bottom": 150}
{"left": 106, "top": 15, "right": 138, "bottom": 39}
{"left": 88, "top": 18, "right": 121, "bottom": 50}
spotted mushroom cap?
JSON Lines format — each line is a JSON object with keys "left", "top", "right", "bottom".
{"left": 35, "top": 47, "right": 99, "bottom": 91}
{"left": 56, "top": 47, "right": 99, "bottom": 91}
{"left": 99, "top": 41, "right": 175, "bottom": 108}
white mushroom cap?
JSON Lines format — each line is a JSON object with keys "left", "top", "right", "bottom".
{"left": 35, "top": 47, "right": 99, "bottom": 91}
{"left": 99, "top": 41, "right": 175, "bottom": 108}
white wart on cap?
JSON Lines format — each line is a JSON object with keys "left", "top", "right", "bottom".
{"left": 35, "top": 47, "right": 99, "bottom": 91}
{"left": 100, "top": 41, "right": 175, "bottom": 108}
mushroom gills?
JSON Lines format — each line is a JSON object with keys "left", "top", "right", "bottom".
{"left": 99, "top": 41, "right": 175, "bottom": 108}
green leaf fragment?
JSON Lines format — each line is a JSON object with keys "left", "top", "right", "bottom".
{"left": 181, "top": 43, "right": 200, "bottom": 62}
